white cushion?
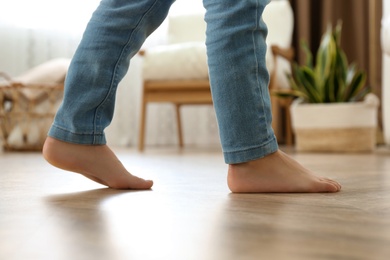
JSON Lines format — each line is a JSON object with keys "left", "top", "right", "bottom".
{"left": 143, "top": 42, "right": 208, "bottom": 80}
{"left": 143, "top": 0, "right": 293, "bottom": 87}
{"left": 263, "top": 1, "right": 294, "bottom": 49}
{"left": 263, "top": 1, "right": 294, "bottom": 88}
{"left": 382, "top": 16, "right": 390, "bottom": 55}
{"left": 168, "top": 14, "right": 206, "bottom": 44}
{"left": 14, "top": 58, "right": 71, "bottom": 84}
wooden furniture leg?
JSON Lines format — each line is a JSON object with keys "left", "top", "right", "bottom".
{"left": 138, "top": 96, "right": 147, "bottom": 152}
{"left": 138, "top": 80, "right": 212, "bottom": 152}
{"left": 175, "top": 104, "right": 184, "bottom": 148}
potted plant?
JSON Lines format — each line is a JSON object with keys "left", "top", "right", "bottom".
{"left": 276, "top": 22, "right": 379, "bottom": 152}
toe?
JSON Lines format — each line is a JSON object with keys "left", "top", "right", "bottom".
{"left": 319, "top": 179, "right": 341, "bottom": 192}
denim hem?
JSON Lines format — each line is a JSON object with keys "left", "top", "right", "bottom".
{"left": 47, "top": 124, "right": 106, "bottom": 145}
{"left": 223, "top": 136, "right": 278, "bottom": 164}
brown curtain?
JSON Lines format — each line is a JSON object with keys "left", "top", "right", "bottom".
{"left": 288, "top": 0, "right": 383, "bottom": 127}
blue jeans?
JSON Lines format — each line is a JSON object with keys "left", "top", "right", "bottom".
{"left": 48, "top": 0, "right": 278, "bottom": 164}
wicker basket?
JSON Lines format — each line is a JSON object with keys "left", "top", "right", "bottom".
{"left": 0, "top": 83, "right": 63, "bottom": 151}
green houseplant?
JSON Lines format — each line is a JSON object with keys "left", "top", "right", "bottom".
{"left": 278, "top": 22, "right": 379, "bottom": 152}
{"left": 280, "top": 21, "right": 370, "bottom": 103}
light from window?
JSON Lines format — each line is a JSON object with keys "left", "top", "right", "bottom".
{"left": 0, "top": 0, "right": 100, "bottom": 32}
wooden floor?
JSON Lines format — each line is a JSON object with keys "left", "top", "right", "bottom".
{"left": 1, "top": 146, "right": 390, "bottom": 260}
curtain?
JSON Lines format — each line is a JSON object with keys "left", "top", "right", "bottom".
{"left": 289, "top": 0, "right": 383, "bottom": 128}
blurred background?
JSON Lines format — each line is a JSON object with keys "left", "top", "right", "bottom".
{"left": 0, "top": 0, "right": 385, "bottom": 150}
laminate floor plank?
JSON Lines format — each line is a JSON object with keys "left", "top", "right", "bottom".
{"left": 1, "top": 147, "right": 390, "bottom": 260}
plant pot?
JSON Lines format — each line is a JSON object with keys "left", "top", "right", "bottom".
{"left": 290, "top": 93, "right": 379, "bottom": 152}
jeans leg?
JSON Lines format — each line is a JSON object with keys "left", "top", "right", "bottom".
{"left": 48, "top": 0, "right": 174, "bottom": 144}
{"left": 203, "top": 0, "right": 278, "bottom": 164}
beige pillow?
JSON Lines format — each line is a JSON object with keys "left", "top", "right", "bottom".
{"left": 14, "top": 58, "right": 71, "bottom": 84}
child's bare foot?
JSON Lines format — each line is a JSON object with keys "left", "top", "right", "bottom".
{"left": 42, "top": 137, "right": 153, "bottom": 190}
{"left": 227, "top": 150, "right": 341, "bottom": 193}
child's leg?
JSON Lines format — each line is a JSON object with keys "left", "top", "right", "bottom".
{"left": 203, "top": 0, "right": 340, "bottom": 192}
{"left": 43, "top": 0, "right": 175, "bottom": 189}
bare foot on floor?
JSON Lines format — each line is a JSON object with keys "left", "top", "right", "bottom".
{"left": 228, "top": 150, "right": 341, "bottom": 193}
{"left": 42, "top": 137, "right": 153, "bottom": 190}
